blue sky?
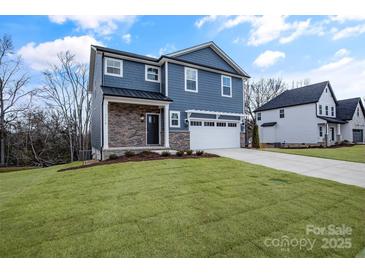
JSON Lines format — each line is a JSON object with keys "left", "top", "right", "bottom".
{"left": 1, "top": 15, "right": 365, "bottom": 98}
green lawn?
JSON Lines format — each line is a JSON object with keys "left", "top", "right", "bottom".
{"left": 265, "top": 145, "right": 365, "bottom": 163}
{"left": 0, "top": 158, "right": 364, "bottom": 258}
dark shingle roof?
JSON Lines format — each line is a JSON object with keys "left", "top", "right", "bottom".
{"left": 261, "top": 122, "right": 277, "bottom": 127}
{"left": 336, "top": 97, "right": 364, "bottom": 121}
{"left": 254, "top": 81, "right": 331, "bottom": 112}
{"left": 101, "top": 86, "right": 173, "bottom": 102}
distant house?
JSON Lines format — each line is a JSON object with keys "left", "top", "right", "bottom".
{"left": 88, "top": 42, "right": 250, "bottom": 160}
{"left": 254, "top": 81, "right": 365, "bottom": 146}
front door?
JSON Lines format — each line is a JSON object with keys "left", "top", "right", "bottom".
{"left": 330, "top": 127, "right": 335, "bottom": 141}
{"left": 147, "top": 114, "right": 159, "bottom": 145}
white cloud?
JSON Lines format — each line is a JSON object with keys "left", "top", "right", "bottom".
{"left": 253, "top": 50, "right": 286, "bottom": 68}
{"left": 317, "top": 57, "right": 353, "bottom": 71}
{"left": 279, "top": 19, "right": 311, "bottom": 44}
{"left": 48, "top": 15, "right": 137, "bottom": 36}
{"left": 122, "top": 33, "right": 132, "bottom": 44}
{"left": 195, "top": 15, "right": 218, "bottom": 28}
{"left": 332, "top": 23, "right": 365, "bottom": 40}
{"left": 334, "top": 48, "right": 350, "bottom": 58}
{"left": 18, "top": 35, "right": 102, "bottom": 71}
{"left": 159, "top": 43, "right": 176, "bottom": 56}
{"left": 329, "top": 15, "right": 365, "bottom": 23}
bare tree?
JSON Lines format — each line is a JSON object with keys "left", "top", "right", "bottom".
{"left": 245, "top": 78, "right": 287, "bottom": 122}
{"left": 0, "top": 34, "right": 32, "bottom": 166}
{"left": 39, "top": 51, "right": 90, "bottom": 162}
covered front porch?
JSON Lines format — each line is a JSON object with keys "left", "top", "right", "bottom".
{"left": 102, "top": 87, "right": 172, "bottom": 159}
{"left": 318, "top": 117, "right": 346, "bottom": 146}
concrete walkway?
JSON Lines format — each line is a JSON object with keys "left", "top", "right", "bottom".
{"left": 208, "top": 148, "right": 365, "bottom": 188}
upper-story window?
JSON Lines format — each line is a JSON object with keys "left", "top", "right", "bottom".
{"left": 319, "top": 105, "right": 323, "bottom": 115}
{"left": 257, "top": 112, "right": 261, "bottom": 121}
{"left": 331, "top": 106, "right": 334, "bottom": 117}
{"left": 280, "top": 109, "right": 285, "bottom": 118}
{"left": 105, "top": 57, "right": 123, "bottom": 77}
{"left": 325, "top": 106, "right": 329, "bottom": 116}
{"left": 221, "top": 75, "right": 232, "bottom": 97}
{"left": 145, "top": 65, "right": 160, "bottom": 83}
{"left": 185, "top": 67, "right": 198, "bottom": 92}
{"left": 357, "top": 107, "right": 360, "bottom": 117}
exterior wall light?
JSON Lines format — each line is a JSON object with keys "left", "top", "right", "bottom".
{"left": 140, "top": 114, "right": 145, "bottom": 122}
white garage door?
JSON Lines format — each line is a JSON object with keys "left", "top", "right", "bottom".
{"left": 190, "top": 120, "right": 241, "bottom": 150}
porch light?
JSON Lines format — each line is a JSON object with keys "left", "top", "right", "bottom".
{"left": 140, "top": 114, "right": 145, "bottom": 122}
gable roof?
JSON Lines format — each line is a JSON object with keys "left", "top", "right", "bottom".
{"left": 337, "top": 97, "right": 365, "bottom": 120}
{"left": 165, "top": 41, "right": 250, "bottom": 77}
{"left": 254, "top": 81, "right": 334, "bottom": 112}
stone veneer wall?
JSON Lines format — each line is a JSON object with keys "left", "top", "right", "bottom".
{"left": 169, "top": 131, "right": 190, "bottom": 150}
{"left": 108, "top": 103, "right": 161, "bottom": 147}
{"left": 240, "top": 132, "right": 245, "bottom": 148}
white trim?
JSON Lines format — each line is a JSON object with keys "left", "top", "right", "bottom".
{"left": 165, "top": 62, "right": 169, "bottom": 96}
{"left": 164, "top": 105, "right": 169, "bottom": 148}
{"left": 104, "top": 96, "right": 171, "bottom": 106}
{"left": 104, "top": 146, "right": 165, "bottom": 151}
{"left": 146, "top": 113, "right": 161, "bottom": 145}
{"left": 186, "top": 109, "right": 245, "bottom": 117}
{"left": 221, "top": 75, "right": 232, "bottom": 98}
{"left": 169, "top": 111, "right": 180, "bottom": 128}
{"left": 103, "top": 100, "right": 109, "bottom": 149}
{"left": 104, "top": 57, "right": 123, "bottom": 77}
{"left": 184, "top": 67, "right": 198, "bottom": 93}
{"left": 145, "top": 65, "right": 160, "bottom": 83}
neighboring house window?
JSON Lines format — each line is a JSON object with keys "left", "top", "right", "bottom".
{"left": 204, "top": 121, "right": 215, "bottom": 127}
{"left": 319, "top": 126, "right": 323, "bottom": 137}
{"left": 331, "top": 106, "right": 334, "bottom": 117}
{"left": 105, "top": 57, "right": 123, "bottom": 77}
{"left": 357, "top": 107, "right": 360, "bottom": 117}
{"left": 145, "top": 65, "right": 160, "bottom": 82}
{"left": 169, "top": 111, "right": 180, "bottom": 128}
{"left": 279, "top": 109, "right": 285, "bottom": 118}
{"left": 257, "top": 112, "right": 261, "bottom": 121}
{"left": 190, "top": 121, "right": 202, "bottom": 126}
{"left": 228, "top": 123, "right": 237, "bottom": 127}
{"left": 221, "top": 75, "right": 232, "bottom": 97}
{"left": 325, "top": 106, "right": 329, "bottom": 116}
{"left": 184, "top": 67, "right": 198, "bottom": 92}
{"left": 319, "top": 105, "right": 322, "bottom": 115}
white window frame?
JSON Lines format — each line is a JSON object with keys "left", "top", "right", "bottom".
{"left": 221, "top": 75, "right": 232, "bottom": 97}
{"left": 184, "top": 67, "right": 198, "bottom": 93}
{"left": 104, "top": 57, "right": 123, "bottom": 77}
{"left": 331, "top": 106, "right": 334, "bottom": 117}
{"left": 145, "top": 65, "right": 160, "bottom": 83}
{"left": 319, "top": 126, "right": 323, "bottom": 137}
{"left": 319, "top": 104, "right": 322, "bottom": 115}
{"left": 325, "top": 106, "right": 329, "bottom": 116}
{"left": 279, "top": 109, "right": 285, "bottom": 118}
{"left": 169, "top": 111, "right": 180, "bottom": 128}
{"left": 257, "top": 112, "right": 261, "bottom": 121}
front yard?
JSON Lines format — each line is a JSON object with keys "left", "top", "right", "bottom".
{"left": 265, "top": 145, "right": 365, "bottom": 163}
{"left": 0, "top": 158, "right": 364, "bottom": 257}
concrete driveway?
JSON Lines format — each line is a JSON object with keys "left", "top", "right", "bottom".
{"left": 208, "top": 148, "right": 365, "bottom": 188}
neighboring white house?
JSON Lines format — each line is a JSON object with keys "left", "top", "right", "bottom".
{"left": 254, "top": 81, "right": 365, "bottom": 146}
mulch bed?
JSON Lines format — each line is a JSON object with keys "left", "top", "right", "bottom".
{"left": 58, "top": 151, "right": 219, "bottom": 172}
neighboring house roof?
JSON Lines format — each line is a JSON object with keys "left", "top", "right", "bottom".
{"left": 254, "top": 81, "right": 333, "bottom": 112}
{"left": 319, "top": 117, "right": 347, "bottom": 124}
{"left": 336, "top": 97, "right": 365, "bottom": 121}
{"left": 261, "top": 122, "right": 277, "bottom": 127}
{"left": 101, "top": 86, "right": 173, "bottom": 102}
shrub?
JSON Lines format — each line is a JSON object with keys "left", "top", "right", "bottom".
{"left": 252, "top": 124, "right": 260, "bottom": 148}
{"left": 161, "top": 151, "right": 171, "bottom": 157}
{"left": 124, "top": 150, "right": 135, "bottom": 157}
{"left": 108, "top": 154, "right": 118, "bottom": 160}
{"left": 196, "top": 150, "right": 204, "bottom": 156}
{"left": 185, "top": 149, "right": 193, "bottom": 155}
{"left": 176, "top": 150, "right": 185, "bottom": 157}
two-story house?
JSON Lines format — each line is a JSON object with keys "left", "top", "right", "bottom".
{"left": 254, "top": 81, "right": 365, "bottom": 146}
{"left": 89, "top": 42, "right": 250, "bottom": 159}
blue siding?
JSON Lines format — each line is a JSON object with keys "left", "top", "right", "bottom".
{"left": 91, "top": 52, "right": 103, "bottom": 149}
{"left": 103, "top": 59, "right": 161, "bottom": 92}
{"left": 175, "top": 47, "right": 237, "bottom": 74}
{"left": 168, "top": 63, "right": 243, "bottom": 130}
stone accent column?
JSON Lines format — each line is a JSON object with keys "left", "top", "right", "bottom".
{"left": 240, "top": 132, "right": 245, "bottom": 148}
{"left": 169, "top": 131, "right": 190, "bottom": 150}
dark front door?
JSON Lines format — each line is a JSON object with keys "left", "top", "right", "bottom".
{"left": 330, "top": 127, "right": 335, "bottom": 141}
{"left": 147, "top": 114, "right": 159, "bottom": 145}
{"left": 353, "top": 129, "right": 363, "bottom": 143}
